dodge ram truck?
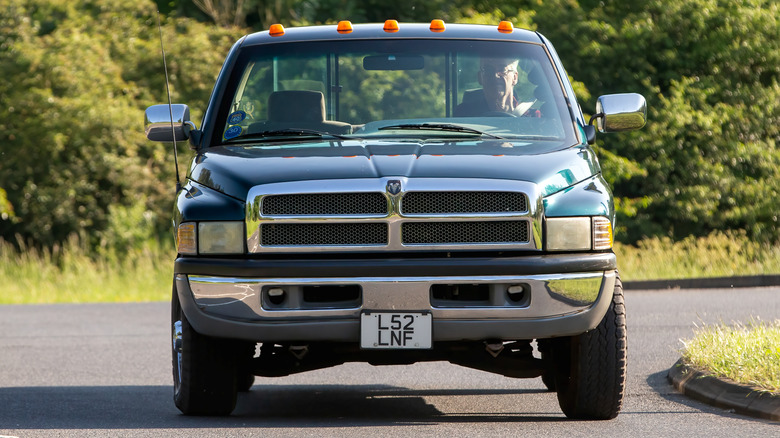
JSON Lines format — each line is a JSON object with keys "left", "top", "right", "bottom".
{"left": 145, "top": 20, "right": 646, "bottom": 419}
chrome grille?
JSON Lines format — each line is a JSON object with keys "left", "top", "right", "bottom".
{"left": 261, "top": 223, "right": 388, "bottom": 246}
{"left": 262, "top": 193, "right": 387, "bottom": 216}
{"left": 401, "top": 192, "right": 527, "bottom": 214}
{"left": 247, "top": 178, "right": 540, "bottom": 252}
{"left": 402, "top": 221, "right": 529, "bottom": 244}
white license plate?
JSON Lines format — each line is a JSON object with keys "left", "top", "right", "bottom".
{"left": 360, "top": 312, "right": 432, "bottom": 349}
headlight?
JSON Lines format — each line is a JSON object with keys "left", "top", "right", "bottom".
{"left": 177, "top": 221, "right": 244, "bottom": 255}
{"left": 546, "top": 217, "right": 591, "bottom": 251}
{"left": 546, "top": 216, "right": 612, "bottom": 251}
{"left": 199, "top": 222, "right": 245, "bottom": 254}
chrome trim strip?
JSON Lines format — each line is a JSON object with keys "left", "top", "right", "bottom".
{"left": 245, "top": 177, "right": 543, "bottom": 253}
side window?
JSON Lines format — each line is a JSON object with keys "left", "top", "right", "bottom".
{"left": 456, "top": 54, "right": 481, "bottom": 102}
{"left": 241, "top": 56, "right": 328, "bottom": 121}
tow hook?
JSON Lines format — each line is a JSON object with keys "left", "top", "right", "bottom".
{"left": 485, "top": 341, "right": 504, "bottom": 358}
{"left": 289, "top": 345, "right": 309, "bottom": 360}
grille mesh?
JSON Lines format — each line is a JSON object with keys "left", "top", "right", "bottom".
{"left": 401, "top": 192, "right": 527, "bottom": 214}
{"left": 261, "top": 223, "right": 388, "bottom": 246}
{"left": 262, "top": 193, "right": 387, "bottom": 216}
{"left": 402, "top": 221, "right": 529, "bottom": 244}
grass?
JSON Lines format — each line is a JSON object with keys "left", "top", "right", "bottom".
{"left": 680, "top": 320, "right": 780, "bottom": 394}
{"left": 0, "top": 231, "right": 778, "bottom": 304}
{"left": 0, "top": 236, "right": 172, "bottom": 304}
{"left": 614, "top": 232, "right": 780, "bottom": 281}
{"left": 3, "top": 230, "right": 776, "bottom": 396}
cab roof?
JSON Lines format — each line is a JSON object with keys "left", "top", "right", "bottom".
{"left": 240, "top": 22, "right": 544, "bottom": 47}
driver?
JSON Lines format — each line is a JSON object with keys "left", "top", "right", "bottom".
{"left": 455, "top": 56, "right": 534, "bottom": 117}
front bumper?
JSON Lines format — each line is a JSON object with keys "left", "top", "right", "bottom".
{"left": 175, "top": 253, "right": 617, "bottom": 342}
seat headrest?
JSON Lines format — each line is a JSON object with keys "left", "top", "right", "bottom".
{"left": 268, "top": 90, "right": 326, "bottom": 122}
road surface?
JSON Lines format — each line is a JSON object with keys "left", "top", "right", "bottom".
{"left": 1, "top": 286, "right": 778, "bottom": 436}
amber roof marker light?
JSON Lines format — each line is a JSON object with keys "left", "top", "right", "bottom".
{"left": 384, "top": 19, "right": 399, "bottom": 33}
{"left": 269, "top": 23, "right": 285, "bottom": 36}
{"left": 430, "top": 19, "right": 446, "bottom": 32}
{"left": 497, "top": 21, "right": 514, "bottom": 33}
{"left": 337, "top": 21, "right": 353, "bottom": 34}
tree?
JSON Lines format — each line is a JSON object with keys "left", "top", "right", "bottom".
{"left": 1, "top": 0, "right": 777, "bottom": 250}
{"left": 192, "top": 0, "right": 248, "bottom": 27}
{"left": 0, "top": 0, "right": 238, "bottom": 249}
{"left": 530, "top": 0, "right": 780, "bottom": 242}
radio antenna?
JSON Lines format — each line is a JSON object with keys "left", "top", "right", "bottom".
{"left": 156, "top": 10, "right": 182, "bottom": 193}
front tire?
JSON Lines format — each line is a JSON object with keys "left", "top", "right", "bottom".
{"left": 172, "top": 285, "right": 240, "bottom": 415}
{"left": 554, "top": 275, "right": 627, "bottom": 420}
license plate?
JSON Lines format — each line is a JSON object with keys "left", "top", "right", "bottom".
{"left": 360, "top": 312, "right": 432, "bottom": 349}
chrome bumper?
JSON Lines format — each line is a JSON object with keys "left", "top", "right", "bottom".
{"left": 176, "top": 270, "right": 616, "bottom": 342}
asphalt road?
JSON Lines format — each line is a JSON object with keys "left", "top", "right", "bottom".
{"left": 1, "top": 287, "right": 778, "bottom": 437}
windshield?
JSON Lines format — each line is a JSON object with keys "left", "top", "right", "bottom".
{"left": 218, "top": 39, "right": 577, "bottom": 146}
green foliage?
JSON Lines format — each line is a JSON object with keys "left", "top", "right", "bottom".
{"left": 0, "top": 188, "right": 14, "bottom": 220}
{"left": 1, "top": 0, "right": 778, "bottom": 252}
{"left": 170, "top": 0, "right": 537, "bottom": 30}
{"left": 532, "top": 0, "right": 780, "bottom": 243}
{"left": 0, "top": 0, "right": 238, "bottom": 250}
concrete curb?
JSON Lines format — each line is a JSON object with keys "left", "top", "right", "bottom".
{"left": 623, "top": 274, "right": 780, "bottom": 290}
{"left": 667, "top": 359, "right": 780, "bottom": 421}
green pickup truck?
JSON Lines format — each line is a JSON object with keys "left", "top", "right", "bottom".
{"left": 145, "top": 20, "right": 646, "bottom": 419}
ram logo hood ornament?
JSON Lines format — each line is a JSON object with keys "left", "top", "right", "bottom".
{"left": 386, "top": 179, "right": 402, "bottom": 195}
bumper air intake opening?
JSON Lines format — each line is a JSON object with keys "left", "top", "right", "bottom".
{"left": 302, "top": 285, "right": 361, "bottom": 306}
{"left": 430, "top": 283, "right": 532, "bottom": 308}
{"left": 262, "top": 284, "right": 362, "bottom": 310}
{"left": 431, "top": 284, "right": 490, "bottom": 306}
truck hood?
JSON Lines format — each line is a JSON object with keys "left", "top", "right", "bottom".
{"left": 188, "top": 139, "right": 601, "bottom": 200}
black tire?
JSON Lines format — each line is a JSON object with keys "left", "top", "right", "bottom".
{"left": 236, "top": 342, "right": 257, "bottom": 392}
{"left": 541, "top": 370, "right": 557, "bottom": 392}
{"left": 171, "top": 284, "right": 240, "bottom": 416}
{"left": 554, "top": 275, "right": 627, "bottom": 420}
{"left": 536, "top": 339, "right": 556, "bottom": 391}
{"left": 237, "top": 373, "right": 255, "bottom": 392}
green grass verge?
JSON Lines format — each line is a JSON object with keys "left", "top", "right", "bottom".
{"left": 614, "top": 232, "right": 780, "bottom": 281}
{"left": 1, "top": 231, "right": 778, "bottom": 304}
{"left": 0, "top": 237, "right": 172, "bottom": 304}
{"left": 681, "top": 320, "right": 780, "bottom": 394}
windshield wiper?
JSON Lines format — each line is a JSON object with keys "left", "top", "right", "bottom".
{"left": 226, "top": 128, "right": 351, "bottom": 142}
{"left": 378, "top": 123, "right": 504, "bottom": 139}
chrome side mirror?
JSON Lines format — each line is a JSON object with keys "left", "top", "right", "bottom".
{"left": 144, "top": 104, "right": 196, "bottom": 142}
{"left": 593, "top": 93, "right": 647, "bottom": 133}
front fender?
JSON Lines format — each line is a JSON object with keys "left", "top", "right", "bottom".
{"left": 542, "top": 174, "right": 614, "bottom": 222}
{"left": 173, "top": 181, "right": 245, "bottom": 227}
